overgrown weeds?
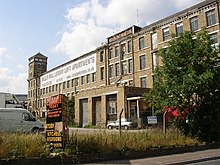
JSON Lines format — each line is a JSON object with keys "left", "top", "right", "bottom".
{"left": 0, "top": 129, "right": 201, "bottom": 159}
{"left": 65, "top": 128, "right": 201, "bottom": 155}
{"left": 0, "top": 133, "right": 50, "bottom": 159}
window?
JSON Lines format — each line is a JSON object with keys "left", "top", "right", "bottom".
{"left": 63, "top": 82, "right": 66, "bottom": 89}
{"left": 115, "top": 63, "right": 120, "bottom": 76}
{"left": 108, "top": 101, "right": 117, "bottom": 114}
{"left": 92, "top": 73, "right": 96, "bottom": 82}
{"left": 152, "top": 53, "right": 157, "bottom": 71}
{"left": 139, "top": 37, "right": 145, "bottom": 50}
{"left": 67, "top": 80, "right": 70, "bottom": 88}
{"left": 206, "top": 10, "right": 216, "bottom": 27}
{"left": 163, "top": 28, "right": 170, "bottom": 41}
{"left": 140, "top": 54, "right": 146, "bottom": 70}
{"left": 100, "top": 67, "right": 104, "bottom": 80}
{"left": 128, "top": 40, "right": 132, "bottom": 53}
{"left": 176, "top": 22, "right": 183, "bottom": 37}
{"left": 151, "top": 33, "right": 158, "bottom": 49}
{"left": 86, "top": 74, "right": 90, "bottom": 84}
{"left": 140, "top": 77, "right": 147, "bottom": 88}
{"left": 210, "top": 33, "right": 218, "bottom": 47}
{"left": 52, "top": 85, "right": 54, "bottom": 92}
{"left": 75, "top": 78, "right": 79, "bottom": 86}
{"left": 128, "top": 59, "right": 132, "bottom": 73}
{"left": 108, "top": 48, "right": 113, "bottom": 59}
{"left": 71, "top": 79, "right": 74, "bottom": 87}
{"left": 128, "top": 80, "right": 133, "bottom": 86}
{"left": 109, "top": 65, "right": 114, "bottom": 78}
{"left": 121, "top": 61, "right": 127, "bottom": 75}
{"left": 190, "top": 16, "right": 198, "bottom": 32}
{"left": 100, "top": 51, "right": 104, "bottom": 62}
{"left": 49, "top": 86, "right": 51, "bottom": 93}
{"left": 56, "top": 84, "right": 58, "bottom": 91}
{"left": 121, "top": 44, "right": 126, "bottom": 59}
{"left": 115, "top": 46, "right": 119, "bottom": 57}
{"left": 81, "top": 76, "right": 84, "bottom": 85}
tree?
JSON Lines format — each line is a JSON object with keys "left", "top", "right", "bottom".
{"left": 145, "top": 30, "right": 220, "bottom": 142}
{"left": 68, "top": 96, "right": 75, "bottom": 126}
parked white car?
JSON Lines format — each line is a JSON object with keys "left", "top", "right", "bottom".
{"left": 107, "top": 118, "right": 133, "bottom": 130}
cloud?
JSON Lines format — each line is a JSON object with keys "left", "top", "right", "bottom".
{"left": 0, "top": 47, "right": 7, "bottom": 56}
{"left": 0, "top": 47, "right": 7, "bottom": 62}
{"left": 54, "top": 0, "right": 204, "bottom": 60}
{"left": 0, "top": 67, "right": 27, "bottom": 94}
{"left": 17, "top": 64, "right": 25, "bottom": 70}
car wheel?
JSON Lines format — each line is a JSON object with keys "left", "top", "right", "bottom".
{"left": 32, "top": 127, "right": 39, "bottom": 133}
{"left": 124, "top": 125, "right": 128, "bottom": 130}
{"left": 108, "top": 125, "right": 112, "bottom": 129}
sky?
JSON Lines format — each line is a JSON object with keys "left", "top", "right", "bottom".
{"left": 0, "top": 0, "right": 204, "bottom": 94}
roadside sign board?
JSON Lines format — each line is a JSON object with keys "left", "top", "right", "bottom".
{"left": 147, "top": 116, "right": 157, "bottom": 124}
{"left": 46, "top": 94, "right": 69, "bottom": 149}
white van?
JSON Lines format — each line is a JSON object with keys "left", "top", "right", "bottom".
{"left": 0, "top": 108, "right": 44, "bottom": 133}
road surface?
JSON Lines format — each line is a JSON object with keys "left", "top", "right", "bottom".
{"left": 84, "top": 148, "right": 220, "bottom": 165}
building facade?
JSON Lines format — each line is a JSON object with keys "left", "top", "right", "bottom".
{"left": 27, "top": 0, "right": 220, "bottom": 127}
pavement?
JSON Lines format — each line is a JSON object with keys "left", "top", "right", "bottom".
{"left": 85, "top": 148, "right": 220, "bottom": 165}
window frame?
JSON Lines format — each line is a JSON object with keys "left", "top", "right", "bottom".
{"left": 139, "top": 36, "right": 145, "bottom": 50}
{"left": 128, "top": 40, "right": 132, "bottom": 53}
{"left": 100, "top": 67, "right": 105, "bottom": 80}
{"left": 139, "top": 54, "right": 146, "bottom": 70}
{"left": 175, "top": 22, "right": 183, "bottom": 37}
{"left": 121, "top": 61, "right": 127, "bottom": 75}
{"left": 163, "top": 27, "right": 170, "bottom": 41}
{"left": 190, "top": 16, "right": 199, "bottom": 32}
{"left": 115, "top": 63, "right": 120, "bottom": 77}
{"left": 100, "top": 51, "right": 104, "bottom": 62}
{"left": 128, "top": 59, "right": 133, "bottom": 73}
{"left": 140, "top": 77, "right": 147, "bottom": 88}
{"left": 115, "top": 46, "right": 119, "bottom": 57}
{"left": 121, "top": 44, "right": 126, "bottom": 59}
{"left": 206, "top": 9, "right": 216, "bottom": 27}
{"left": 108, "top": 48, "right": 113, "bottom": 59}
{"left": 109, "top": 65, "right": 114, "bottom": 78}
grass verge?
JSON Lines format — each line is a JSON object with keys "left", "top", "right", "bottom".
{"left": 0, "top": 129, "right": 201, "bottom": 159}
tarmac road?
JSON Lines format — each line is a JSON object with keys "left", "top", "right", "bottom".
{"left": 84, "top": 148, "right": 220, "bottom": 165}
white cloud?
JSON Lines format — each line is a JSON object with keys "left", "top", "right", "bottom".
{"left": 54, "top": 0, "right": 204, "bottom": 60}
{"left": 0, "top": 47, "right": 7, "bottom": 63}
{"left": 17, "top": 64, "right": 25, "bottom": 70}
{"left": 0, "top": 47, "right": 7, "bottom": 56}
{"left": 0, "top": 67, "right": 27, "bottom": 94}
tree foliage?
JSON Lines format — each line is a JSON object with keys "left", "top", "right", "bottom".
{"left": 68, "top": 96, "right": 75, "bottom": 126}
{"left": 144, "top": 30, "right": 220, "bottom": 142}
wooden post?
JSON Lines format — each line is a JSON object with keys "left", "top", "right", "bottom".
{"left": 163, "top": 110, "right": 167, "bottom": 134}
{"left": 119, "top": 108, "right": 124, "bottom": 136}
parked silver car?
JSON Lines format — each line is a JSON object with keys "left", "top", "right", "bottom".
{"left": 107, "top": 118, "right": 133, "bottom": 130}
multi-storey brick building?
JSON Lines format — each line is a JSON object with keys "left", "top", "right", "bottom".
{"left": 28, "top": 0, "right": 220, "bottom": 127}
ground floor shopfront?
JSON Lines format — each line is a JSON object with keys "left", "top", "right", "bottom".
{"left": 75, "top": 86, "right": 150, "bottom": 128}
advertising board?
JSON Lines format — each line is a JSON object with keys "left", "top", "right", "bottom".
{"left": 46, "top": 94, "right": 69, "bottom": 149}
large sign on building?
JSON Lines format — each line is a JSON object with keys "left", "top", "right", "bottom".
{"left": 40, "top": 53, "right": 96, "bottom": 89}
